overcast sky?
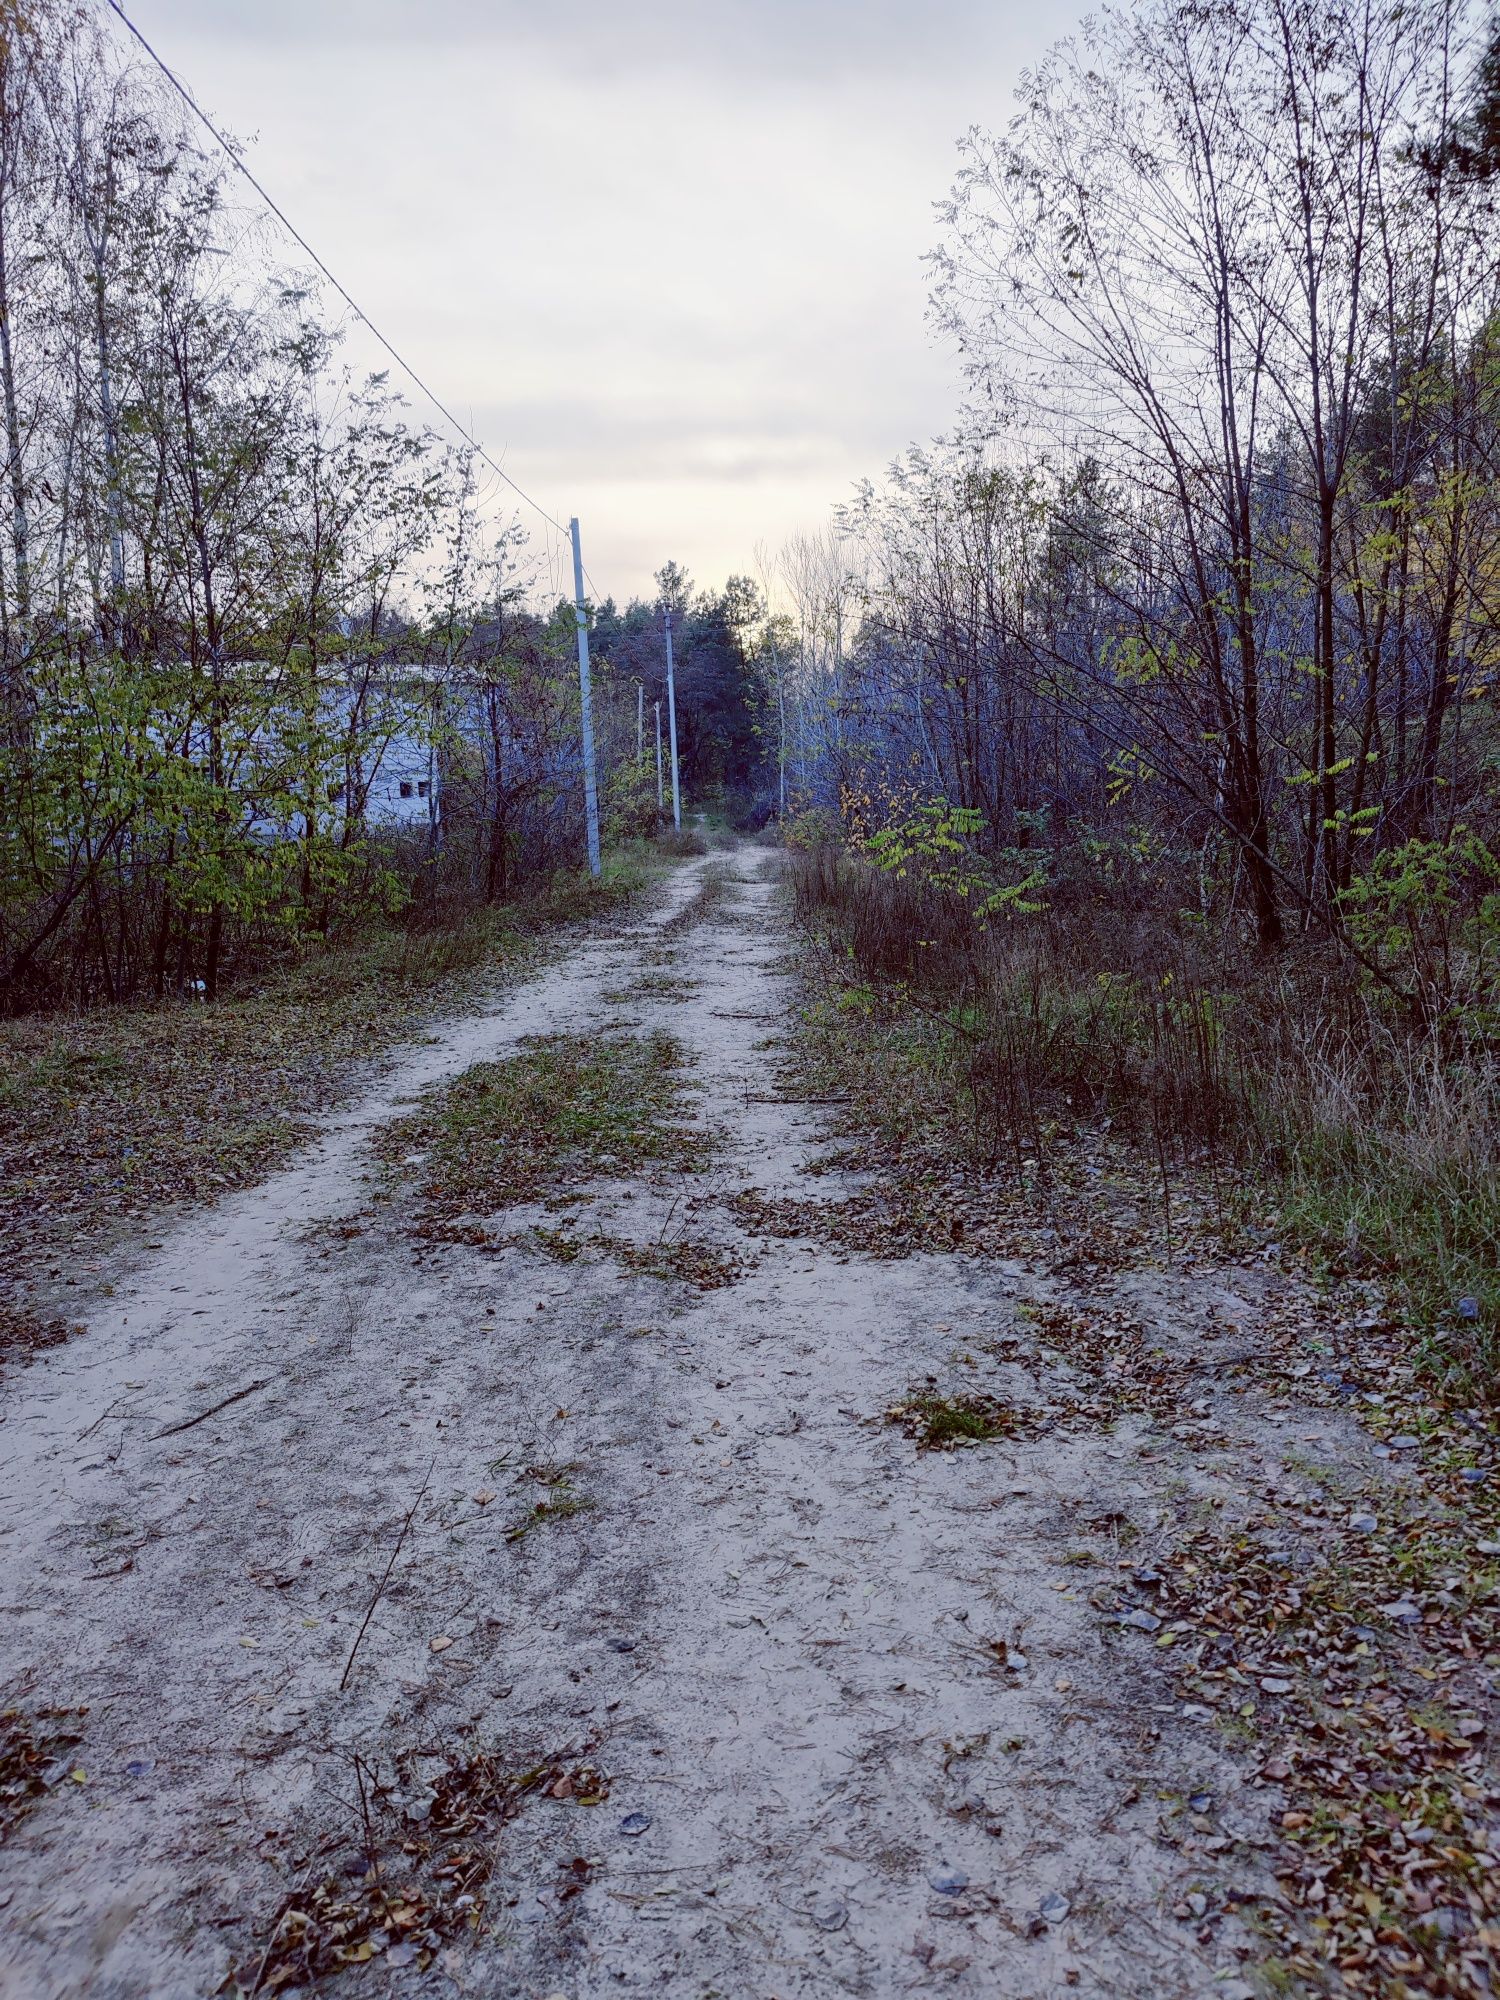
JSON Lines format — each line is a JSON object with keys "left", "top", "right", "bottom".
{"left": 116, "top": 1, "right": 1083, "bottom": 603}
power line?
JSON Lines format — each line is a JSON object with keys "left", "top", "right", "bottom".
{"left": 102, "top": 0, "right": 572, "bottom": 544}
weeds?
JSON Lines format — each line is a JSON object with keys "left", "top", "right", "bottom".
{"left": 527, "top": 1225, "right": 742, "bottom": 1290}
{"left": 791, "top": 842, "right": 1500, "bottom": 1396}
{"left": 659, "top": 862, "right": 732, "bottom": 936}
{"left": 505, "top": 1471, "right": 592, "bottom": 1543}
{"left": 376, "top": 1030, "right": 711, "bottom": 1223}
{"left": 656, "top": 827, "right": 709, "bottom": 858}
{"left": 884, "top": 1390, "right": 1043, "bottom": 1449}
{"left": 0, "top": 858, "right": 651, "bottom": 1283}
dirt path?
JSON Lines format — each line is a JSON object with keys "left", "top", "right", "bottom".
{"left": 0, "top": 848, "right": 1473, "bottom": 1999}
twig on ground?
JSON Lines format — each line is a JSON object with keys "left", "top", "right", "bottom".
{"left": 338, "top": 1459, "right": 435, "bottom": 1693}
{"left": 150, "top": 1379, "right": 270, "bottom": 1440}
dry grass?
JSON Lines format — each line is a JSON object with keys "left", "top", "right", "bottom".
{"left": 791, "top": 843, "right": 1500, "bottom": 1394}
{"left": 656, "top": 827, "right": 709, "bottom": 857}
{"left": 375, "top": 1030, "right": 712, "bottom": 1225}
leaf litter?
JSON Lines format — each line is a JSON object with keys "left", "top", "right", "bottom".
{"left": 218, "top": 1742, "right": 611, "bottom": 1995}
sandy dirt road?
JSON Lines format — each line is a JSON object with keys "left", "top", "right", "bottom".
{"left": 1, "top": 847, "right": 1394, "bottom": 1999}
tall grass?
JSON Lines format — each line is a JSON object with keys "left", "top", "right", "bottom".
{"left": 791, "top": 842, "right": 1500, "bottom": 1395}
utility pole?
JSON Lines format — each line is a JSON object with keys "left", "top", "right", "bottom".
{"left": 653, "top": 701, "right": 664, "bottom": 814}
{"left": 569, "top": 517, "right": 602, "bottom": 877}
{"left": 663, "top": 606, "right": 682, "bottom": 832}
{"left": 636, "top": 681, "right": 644, "bottom": 762}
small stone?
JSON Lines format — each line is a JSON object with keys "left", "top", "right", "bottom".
{"left": 606, "top": 1638, "right": 636, "bottom": 1653}
{"left": 1188, "top": 1792, "right": 1213, "bottom": 1813}
{"left": 929, "top": 1867, "right": 969, "bottom": 1895}
{"left": 1120, "top": 1609, "right": 1162, "bottom": 1632}
{"left": 811, "top": 1898, "right": 848, "bottom": 1932}
{"left": 1459, "top": 1467, "right": 1487, "bottom": 1484}
{"left": 1476, "top": 1541, "right": 1500, "bottom": 1556}
{"left": 619, "top": 1811, "right": 652, "bottom": 1836}
{"left": 1186, "top": 1891, "right": 1208, "bottom": 1917}
{"left": 1259, "top": 1677, "right": 1293, "bottom": 1694}
{"left": 1458, "top": 1297, "right": 1481, "bottom": 1320}
{"left": 1388, "top": 1434, "right": 1422, "bottom": 1451}
{"left": 1039, "top": 1891, "right": 1071, "bottom": 1924}
{"left": 1380, "top": 1599, "right": 1422, "bottom": 1625}
{"left": 1348, "top": 1513, "right": 1378, "bottom": 1533}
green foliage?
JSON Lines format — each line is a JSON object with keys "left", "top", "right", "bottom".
{"left": 602, "top": 753, "right": 660, "bottom": 845}
{"left": 1339, "top": 831, "right": 1500, "bottom": 1019}
{"left": 863, "top": 800, "right": 1047, "bottom": 919}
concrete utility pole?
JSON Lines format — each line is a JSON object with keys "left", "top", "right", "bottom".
{"left": 636, "top": 681, "right": 644, "bottom": 762}
{"left": 663, "top": 606, "right": 682, "bottom": 831}
{"left": 654, "top": 701, "right": 664, "bottom": 813}
{"left": 569, "top": 517, "right": 602, "bottom": 877}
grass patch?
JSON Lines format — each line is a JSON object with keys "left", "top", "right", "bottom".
{"left": 602, "top": 971, "right": 703, "bottom": 1004}
{"left": 884, "top": 1389, "right": 1042, "bottom": 1449}
{"left": 527, "top": 1227, "right": 743, "bottom": 1291}
{"left": 790, "top": 842, "right": 1500, "bottom": 1398}
{"left": 0, "top": 856, "right": 653, "bottom": 1282}
{"left": 656, "top": 827, "right": 709, "bottom": 858}
{"left": 379, "top": 1031, "right": 710, "bottom": 1223}
{"left": 659, "top": 862, "right": 732, "bottom": 936}
{"left": 1276, "top": 1098, "right": 1500, "bottom": 1389}
{"left": 505, "top": 1471, "right": 593, "bottom": 1543}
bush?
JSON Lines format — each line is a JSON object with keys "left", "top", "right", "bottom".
{"left": 656, "top": 827, "right": 709, "bottom": 857}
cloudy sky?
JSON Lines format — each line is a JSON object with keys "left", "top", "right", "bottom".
{"left": 116, "top": 1, "right": 1083, "bottom": 602}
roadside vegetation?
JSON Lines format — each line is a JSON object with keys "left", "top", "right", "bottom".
{"left": 756, "top": 0, "right": 1500, "bottom": 1401}
{"left": 0, "top": 853, "right": 651, "bottom": 1303}
{"left": 789, "top": 837, "right": 1500, "bottom": 1397}
{"left": 0, "top": 4, "right": 778, "bottom": 1029}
